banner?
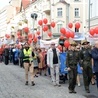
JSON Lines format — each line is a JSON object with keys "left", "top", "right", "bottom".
{"left": 59, "top": 52, "right": 82, "bottom": 74}
{"left": 66, "top": 28, "right": 85, "bottom": 41}
{"left": 59, "top": 53, "right": 68, "bottom": 74}
{"left": 86, "top": 34, "right": 98, "bottom": 45}
{"left": 77, "top": 64, "right": 82, "bottom": 74}
{"left": 73, "top": 32, "right": 85, "bottom": 41}
{"left": 40, "top": 38, "right": 59, "bottom": 49}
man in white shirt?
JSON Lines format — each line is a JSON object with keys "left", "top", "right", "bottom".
{"left": 47, "top": 42, "right": 61, "bottom": 87}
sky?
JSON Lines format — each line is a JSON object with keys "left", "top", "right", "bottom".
{"left": 0, "top": 0, "right": 11, "bottom": 9}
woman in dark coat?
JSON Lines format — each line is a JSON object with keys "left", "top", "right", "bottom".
{"left": 4, "top": 46, "right": 9, "bottom": 65}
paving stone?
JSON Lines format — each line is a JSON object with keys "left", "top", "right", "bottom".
{"left": 0, "top": 63, "right": 97, "bottom": 98}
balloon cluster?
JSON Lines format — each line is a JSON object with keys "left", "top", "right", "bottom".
{"left": 16, "top": 27, "right": 38, "bottom": 45}
{"left": 58, "top": 22, "right": 81, "bottom": 49}
{"left": 89, "top": 27, "right": 98, "bottom": 36}
{"left": 68, "top": 22, "right": 80, "bottom": 29}
{"left": 38, "top": 18, "right": 56, "bottom": 37}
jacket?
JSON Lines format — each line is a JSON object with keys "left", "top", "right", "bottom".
{"left": 66, "top": 50, "right": 80, "bottom": 68}
{"left": 47, "top": 48, "right": 60, "bottom": 68}
{"left": 91, "top": 48, "right": 98, "bottom": 72}
{"left": 23, "top": 48, "right": 32, "bottom": 62}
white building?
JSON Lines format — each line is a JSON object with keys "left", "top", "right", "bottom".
{"left": 87, "top": 0, "right": 98, "bottom": 28}
{"left": 0, "top": 7, "right": 7, "bottom": 37}
{"left": 0, "top": 5, "right": 17, "bottom": 37}
{"left": 6, "top": 0, "right": 88, "bottom": 39}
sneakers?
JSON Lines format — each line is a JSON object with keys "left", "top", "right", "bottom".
{"left": 78, "top": 83, "right": 81, "bottom": 87}
{"left": 57, "top": 84, "right": 61, "bottom": 87}
{"left": 31, "top": 81, "right": 35, "bottom": 86}
{"left": 53, "top": 82, "right": 61, "bottom": 87}
{"left": 69, "top": 90, "right": 73, "bottom": 93}
{"left": 53, "top": 82, "right": 57, "bottom": 86}
{"left": 86, "top": 89, "right": 90, "bottom": 93}
{"left": 69, "top": 89, "right": 77, "bottom": 94}
{"left": 72, "top": 90, "right": 77, "bottom": 94}
{"left": 25, "top": 81, "right": 28, "bottom": 85}
{"left": 25, "top": 81, "right": 35, "bottom": 86}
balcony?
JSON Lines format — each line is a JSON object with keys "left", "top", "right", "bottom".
{"left": 43, "top": 2, "right": 50, "bottom": 15}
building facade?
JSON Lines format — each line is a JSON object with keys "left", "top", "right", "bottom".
{"left": 86, "top": 0, "right": 98, "bottom": 28}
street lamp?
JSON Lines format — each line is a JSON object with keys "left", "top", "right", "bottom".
{"left": 31, "top": 13, "right": 38, "bottom": 34}
{"left": 88, "top": 0, "right": 91, "bottom": 31}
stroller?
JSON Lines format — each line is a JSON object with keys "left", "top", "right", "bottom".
{"left": 59, "top": 52, "right": 68, "bottom": 83}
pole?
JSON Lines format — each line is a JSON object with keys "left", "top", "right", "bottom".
{"left": 88, "top": 0, "right": 91, "bottom": 31}
{"left": 41, "top": 13, "right": 43, "bottom": 40}
{"left": 32, "top": 15, "right": 35, "bottom": 46}
{"left": 32, "top": 15, "right": 35, "bottom": 34}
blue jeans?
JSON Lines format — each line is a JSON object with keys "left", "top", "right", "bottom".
{"left": 95, "top": 72, "right": 98, "bottom": 88}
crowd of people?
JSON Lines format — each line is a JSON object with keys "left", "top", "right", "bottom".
{"left": 0, "top": 40, "right": 98, "bottom": 94}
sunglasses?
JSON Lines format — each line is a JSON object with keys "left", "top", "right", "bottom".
{"left": 77, "top": 48, "right": 80, "bottom": 49}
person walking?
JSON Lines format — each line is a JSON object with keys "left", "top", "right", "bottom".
{"left": 91, "top": 41, "right": 98, "bottom": 89}
{"left": 66, "top": 41, "right": 80, "bottom": 93}
{"left": 80, "top": 40, "right": 92, "bottom": 93}
{"left": 47, "top": 42, "right": 61, "bottom": 87}
{"left": 23, "top": 43, "right": 35, "bottom": 86}
{"left": 4, "top": 45, "right": 9, "bottom": 65}
{"left": 19, "top": 45, "right": 24, "bottom": 68}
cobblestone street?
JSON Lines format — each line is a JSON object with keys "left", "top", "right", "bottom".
{"left": 0, "top": 63, "right": 98, "bottom": 98}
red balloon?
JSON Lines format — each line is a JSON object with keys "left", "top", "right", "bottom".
{"left": 36, "top": 31, "right": 40, "bottom": 35}
{"left": 24, "top": 27, "right": 29, "bottom": 33}
{"left": 17, "top": 44, "right": 21, "bottom": 48}
{"left": 60, "top": 28, "right": 66, "bottom": 35}
{"left": 28, "top": 39, "right": 32, "bottom": 44}
{"left": 18, "top": 35, "right": 21, "bottom": 39}
{"left": 65, "top": 31, "right": 70, "bottom": 38}
{"left": 75, "top": 22, "right": 80, "bottom": 29}
{"left": 51, "top": 22, "right": 55, "bottom": 28}
{"left": 17, "top": 32, "right": 21, "bottom": 36}
{"left": 68, "top": 23, "right": 73, "bottom": 28}
{"left": 57, "top": 45, "right": 62, "bottom": 51}
{"left": 94, "top": 27, "right": 98, "bottom": 34}
{"left": 38, "top": 20, "right": 43, "bottom": 26}
{"left": 43, "top": 18, "right": 48, "bottom": 24}
{"left": 48, "top": 32, "right": 52, "bottom": 37}
{"left": 89, "top": 29, "right": 95, "bottom": 36}
{"left": 28, "top": 33, "right": 33, "bottom": 39}
{"left": 6, "top": 34, "right": 10, "bottom": 39}
{"left": 64, "top": 40, "right": 70, "bottom": 48}
{"left": 28, "top": 41, "right": 32, "bottom": 45}
{"left": 43, "top": 25, "right": 48, "bottom": 32}
{"left": 5, "top": 34, "right": 8, "bottom": 37}
{"left": 60, "top": 35, "right": 64, "bottom": 39}
{"left": 70, "top": 32, "right": 75, "bottom": 38}
{"left": 5, "top": 34, "right": 10, "bottom": 39}
{"left": 33, "top": 37, "right": 37, "bottom": 42}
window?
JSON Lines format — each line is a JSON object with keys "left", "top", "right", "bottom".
{"left": 57, "top": 8, "right": 62, "bottom": 17}
{"left": 74, "top": 0, "right": 79, "bottom": 1}
{"left": 57, "top": 24, "right": 63, "bottom": 33}
{"left": 74, "top": 8, "right": 79, "bottom": 17}
{"left": 75, "top": 28, "right": 79, "bottom": 32}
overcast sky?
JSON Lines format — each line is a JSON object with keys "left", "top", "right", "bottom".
{"left": 0, "top": 0, "right": 11, "bottom": 9}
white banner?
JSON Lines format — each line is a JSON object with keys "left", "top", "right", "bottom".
{"left": 86, "top": 34, "right": 98, "bottom": 45}
{"left": 40, "top": 38, "right": 59, "bottom": 49}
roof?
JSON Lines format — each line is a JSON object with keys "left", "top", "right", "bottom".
{"left": 54, "top": 0, "right": 70, "bottom": 5}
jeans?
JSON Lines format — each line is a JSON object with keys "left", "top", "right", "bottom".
{"left": 95, "top": 72, "right": 98, "bottom": 88}
{"left": 50, "top": 64, "right": 59, "bottom": 84}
